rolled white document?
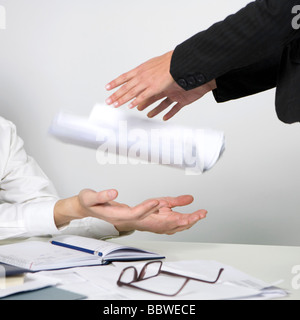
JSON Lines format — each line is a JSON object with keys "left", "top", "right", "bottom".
{"left": 49, "top": 104, "right": 225, "bottom": 174}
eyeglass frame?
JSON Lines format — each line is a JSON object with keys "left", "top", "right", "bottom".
{"left": 117, "top": 260, "right": 224, "bottom": 297}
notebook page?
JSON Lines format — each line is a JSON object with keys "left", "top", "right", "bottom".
{"left": 0, "top": 241, "right": 101, "bottom": 271}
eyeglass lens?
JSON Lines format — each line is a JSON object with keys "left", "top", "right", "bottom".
{"left": 139, "top": 261, "right": 162, "bottom": 280}
{"left": 119, "top": 267, "right": 138, "bottom": 284}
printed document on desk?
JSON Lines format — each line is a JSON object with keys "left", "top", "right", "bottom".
{"left": 32, "top": 260, "right": 288, "bottom": 300}
{"left": 107, "top": 260, "right": 288, "bottom": 300}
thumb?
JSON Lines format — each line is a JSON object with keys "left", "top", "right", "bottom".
{"left": 79, "top": 189, "right": 118, "bottom": 207}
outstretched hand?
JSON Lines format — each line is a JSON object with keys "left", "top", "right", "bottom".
{"left": 77, "top": 189, "right": 162, "bottom": 224}
{"left": 75, "top": 190, "right": 207, "bottom": 235}
{"left": 55, "top": 189, "right": 207, "bottom": 235}
{"left": 114, "top": 195, "right": 207, "bottom": 235}
{"left": 105, "top": 51, "right": 216, "bottom": 120}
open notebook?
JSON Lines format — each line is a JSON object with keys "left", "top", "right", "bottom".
{"left": 0, "top": 236, "right": 165, "bottom": 271}
{"left": 49, "top": 104, "right": 225, "bottom": 175}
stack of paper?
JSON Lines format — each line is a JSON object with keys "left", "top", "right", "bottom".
{"left": 40, "top": 260, "right": 287, "bottom": 300}
{"left": 0, "top": 262, "right": 60, "bottom": 299}
{"left": 49, "top": 104, "right": 225, "bottom": 174}
{"left": 109, "top": 260, "right": 288, "bottom": 300}
{"left": 0, "top": 273, "right": 59, "bottom": 299}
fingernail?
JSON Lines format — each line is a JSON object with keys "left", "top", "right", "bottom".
{"left": 105, "top": 84, "right": 111, "bottom": 90}
{"left": 108, "top": 190, "right": 117, "bottom": 198}
{"left": 149, "top": 200, "right": 159, "bottom": 207}
{"left": 106, "top": 98, "right": 112, "bottom": 105}
{"left": 114, "top": 102, "right": 119, "bottom": 108}
{"left": 200, "top": 212, "right": 207, "bottom": 219}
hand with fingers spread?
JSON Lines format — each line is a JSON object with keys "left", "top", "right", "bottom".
{"left": 105, "top": 51, "right": 216, "bottom": 120}
{"left": 54, "top": 189, "right": 207, "bottom": 235}
{"left": 115, "top": 195, "right": 207, "bottom": 235}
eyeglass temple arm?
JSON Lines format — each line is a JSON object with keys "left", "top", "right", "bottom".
{"left": 161, "top": 268, "right": 224, "bottom": 284}
{"left": 163, "top": 268, "right": 225, "bottom": 297}
{"left": 160, "top": 268, "right": 225, "bottom": 297}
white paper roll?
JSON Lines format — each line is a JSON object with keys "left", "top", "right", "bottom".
{"left": 49, "top": 104, "right": 225, "bottom": 174}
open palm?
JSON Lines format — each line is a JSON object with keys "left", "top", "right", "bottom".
{"left": 114, "top": 195, "right": 207, "bottom": 235}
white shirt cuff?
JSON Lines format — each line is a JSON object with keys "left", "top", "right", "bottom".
{"left": 23, "top": 200, "right": 59, "bottom": 236}
{"left": 58, "top": 217, "right": 120, "bottom": 239}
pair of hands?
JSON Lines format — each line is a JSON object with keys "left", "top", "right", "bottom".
{"left": 105, "top": 50, "right": 216, "bottom": 120}
{"left": 98, "top": 50, "right": 211, "bottom": 234}
{"left": 57, "top": 51, "right": 211, "bottom": 235}
{"left": 54, "top": 189, "right": 207, "bottom": 235}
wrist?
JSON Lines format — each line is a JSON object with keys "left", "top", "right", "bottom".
{"left": 53, "top": 196, "right": 83, "bottom": 228}
{"left": 208, "top": 79, "right": 217, "bottom": 91}
{"left": 114, "top": 222, "right": 136, "bottom": 233}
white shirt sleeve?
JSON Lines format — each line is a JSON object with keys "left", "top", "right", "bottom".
{"left": 0, "top": 117, "right": 122, "bottom": 240}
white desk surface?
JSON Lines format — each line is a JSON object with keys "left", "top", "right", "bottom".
{"left": 108, "top": 238, "right": 300, "bottom": 300}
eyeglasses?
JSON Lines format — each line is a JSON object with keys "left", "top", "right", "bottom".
{"left": 117, "top": 261, "right": 224, "bottom": 297}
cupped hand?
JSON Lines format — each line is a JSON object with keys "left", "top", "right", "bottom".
{"left": 114, "top": 195, "right": 208, "bottom": 235}
{"left": 77, "top": 189, "right": 163, "bottom": 224}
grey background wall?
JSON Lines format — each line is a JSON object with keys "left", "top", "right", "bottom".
{"left": 0, "top": 0, "right": 300, "bottom": 245}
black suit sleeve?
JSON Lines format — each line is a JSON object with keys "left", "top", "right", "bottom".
{"left": 170, "top": 0, "right": 299, "bottom": 91}
{"left": 212, "top": 52, "right": 281, "bottom": 102}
